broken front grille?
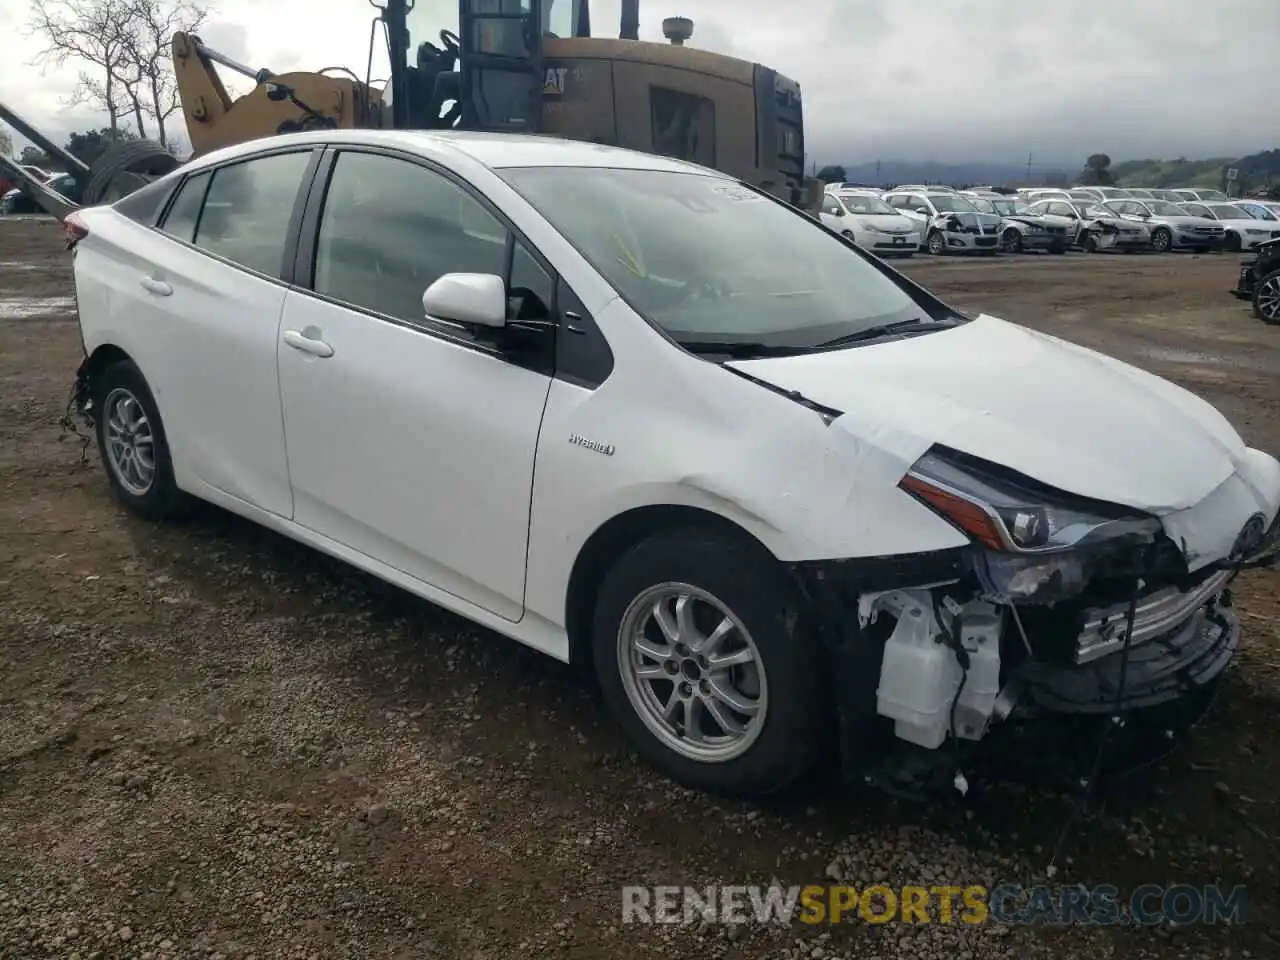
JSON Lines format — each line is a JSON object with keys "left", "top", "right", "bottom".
{"left": 1074, "top": 569, "right": 1231, "bottom": 664}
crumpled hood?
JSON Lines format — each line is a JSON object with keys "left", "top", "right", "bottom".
{"left": 727, "top": 315, "right": 1278, "bottom": 525}
{"left": 940, "top": 210, "right": 1000, "bottom": 231}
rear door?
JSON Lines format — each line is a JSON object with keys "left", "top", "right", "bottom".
{"left": 139, "top": 147, "right": 318, "bottom": 516}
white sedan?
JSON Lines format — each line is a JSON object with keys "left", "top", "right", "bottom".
{"left": 819, "top": 191, "right": 919, "bottom": 257}
{"left": 65, "top": 129, "right": 1280, "bottom": 798}
{"left": 1179, "top": 201, "right": 1280, "bottom": 252}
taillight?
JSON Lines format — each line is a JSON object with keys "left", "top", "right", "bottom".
{"left": 63, "top": 212, "right": 89, "bottom": 250}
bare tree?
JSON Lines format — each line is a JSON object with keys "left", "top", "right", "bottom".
{"left": 27, "top": 0, "right": 138, "bottom": 135}
{"left": 121, "top": 0, "right": 209, "bottom": 148}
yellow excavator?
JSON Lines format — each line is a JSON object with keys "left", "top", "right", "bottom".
{"left": 0, "top": 0, "right": 819, "bottom": 215}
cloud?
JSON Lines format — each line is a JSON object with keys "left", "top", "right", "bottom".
{"left": 2, "top": 0, "right": 1277, "bottom": 166}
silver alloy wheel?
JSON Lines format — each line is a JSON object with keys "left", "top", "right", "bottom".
{"left": 616, "top": 582, "right": 768, "bottom": 763}
{"left": 1152, "top": 228, "right": 1171, "bottom": 252}
{"left": 927, "top": 231, "right": 945, "bottom": 255}
{"left": 1259, "top": 276, "right": 1280, "bottom": 322}
{"left": 103, "top": 387, "right": 156, "bottom": 496}
{"left": 1002, "top": 228, "right": 1022, "bottom": 253}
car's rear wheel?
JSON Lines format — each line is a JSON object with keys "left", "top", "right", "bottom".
{"left": 1151, "top": 227, "right": 1172, "bottom": 253}
{"left": 1001, "top": 228, "right": 1023, "bottom": 254}
{"left": 92, "top": 359, "right": 190, "bottom": 520}
{"left": 1253, "top": 269, "right": 1280, "bottom": 325}
{"left": 926, "top": 230, "right": 946, "bottom": 255}
{"left": 591, "top": 529, "right": 826, "bottom": 797}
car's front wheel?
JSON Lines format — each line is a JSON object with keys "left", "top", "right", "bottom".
{"left": 1001, "top": 228, "right": 1023, "bottom": 253}
{"left": 1151, "top": 227, "right": 1172, "bottom": 252}
{"left": 92, "top": 359, "right": 190, "bottom": 520}
{"left": 1253, "top": 269, "right": 1280, "bottom": 325}
{"left": 591, "top": 529, "right": 826, "bottom": 797}
{"left": 926, "top": 230, "right": 946, "bottom": 255}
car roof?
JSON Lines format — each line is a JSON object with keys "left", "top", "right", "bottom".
{"left": 179, "top": 128, "right": 723, "bottom": 177}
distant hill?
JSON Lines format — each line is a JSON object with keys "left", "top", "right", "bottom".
{"left": 830, "top": 159, "right": 1073, "bottom": 189}
{"left": 1109, "top": 149, "right": 1279, "bottom": 191}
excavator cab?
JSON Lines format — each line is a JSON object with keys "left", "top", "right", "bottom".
{"left": 389, "top": 0, "right": 588, "bottom": 133}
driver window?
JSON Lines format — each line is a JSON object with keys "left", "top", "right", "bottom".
{"left": 313, "top": 151, "right": 507, "bottom": 325}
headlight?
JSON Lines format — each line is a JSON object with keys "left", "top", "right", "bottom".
{"left": 899, "top": 447, "right": 1161, "bottom": 603}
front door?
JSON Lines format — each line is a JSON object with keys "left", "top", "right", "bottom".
{"left": 276, "top": 149, "right": 556, "bottom": 621}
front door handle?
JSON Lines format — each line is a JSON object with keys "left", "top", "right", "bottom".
{"left": 282, "top": 328, "right": 334, "bottom": 358}
{"left": 139, "top": 276, "right": 172, "bottom": 296}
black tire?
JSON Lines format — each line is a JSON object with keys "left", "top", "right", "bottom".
{"left": 1151, "top": 227, "right": 1172, "bottom": 253}
{"left": 92, "top": 359, "right": 190, "bottom": 521}
{"left": 1049, "top": 241, "right": 1066, "bottom": 255}
{"left": 1253, "top": 269, "right": 1280, "bottom": 325}
{"left": 1083, "top": 233, "right": 1099, "bottom": 253}
{"left": 1224, "top": 232, "right": 1242, "bottom": 253}
{"left": 926, "top": 230, "right": 946, "bottom": 255}
{"left": 591, "top": 528, "right": 827, "bottom": 797}
{"left": 82, "top": 139, "right": 181, "bottom": 206}
{"left": 1001, "top": 228, "right": 1023, "bottom": 254}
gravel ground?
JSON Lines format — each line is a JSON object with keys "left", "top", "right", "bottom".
{"left": 1, "top": 217, "right": 1278, "bottom": 959}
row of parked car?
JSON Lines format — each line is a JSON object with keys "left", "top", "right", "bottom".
{"left": 819, "top": 182, "right": 1280, "bottom": 258}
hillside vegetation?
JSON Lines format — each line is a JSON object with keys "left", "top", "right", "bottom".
{"left": 1113, "top": 149, "right": 1280, "bottom": 189}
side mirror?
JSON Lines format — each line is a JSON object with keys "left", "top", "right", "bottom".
{"left": 423, "top": 273, "right": 507, "bottom": 328}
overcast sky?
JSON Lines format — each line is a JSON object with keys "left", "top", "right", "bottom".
{"left": 1, "top": 0, "right": 1278, "bottom": 166}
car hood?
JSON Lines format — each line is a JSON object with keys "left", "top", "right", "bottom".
{"left": 857, "top": 213, "right": 918, "bottom": 233}
{"left": 938, "top": 210, "right": 1001, "bottom": 229}
{"left": 1155, "top": 215, "right": 1221, "bottom": 228}
{"left": 1003, "top": 214, "right": 1060, "bottom": 229}
{"left": 728, "top": 314, "right": 1258, "bottom": 516}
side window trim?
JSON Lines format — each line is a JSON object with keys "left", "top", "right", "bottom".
{"left": 149, "top": 146, "right": 324, "bottom": 285}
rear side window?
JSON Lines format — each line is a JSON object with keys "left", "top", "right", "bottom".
{"left": 192, "top": 152, "right": 312, "bottom": 277}
{"left": 159, "top": 172, "right": 210, "bottom": 242}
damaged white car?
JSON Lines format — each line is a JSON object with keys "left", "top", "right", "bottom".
{"left": 64, "top": 130, "right": 1280, "bottom": 799}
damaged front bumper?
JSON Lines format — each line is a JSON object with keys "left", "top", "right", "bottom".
{"left": 796, "top": 509, "right": 1279, "bottom": 790}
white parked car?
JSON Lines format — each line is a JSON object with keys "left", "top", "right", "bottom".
{"left": 64, "top": 129, "right": 1280, "bottom": 798}
{"left": 1172, "top": 188, "right": 1231, "bottom": 204}
{"left": 1178, "top": 201, "right": 1280, "bottom": 252}
{"left": 883, "top": 190, "right": 1002, "bottom": 255}
{"left": 819, "top": 191, "right": 919, "bottom": 258}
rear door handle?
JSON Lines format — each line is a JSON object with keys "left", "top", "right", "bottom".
{"left": 282, "top": 328, "right": 334, "bottom": 358}
{"left": 139, "top": 276, "right": 172, "bottom": 297}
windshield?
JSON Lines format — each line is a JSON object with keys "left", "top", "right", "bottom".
{"left": 966, "top": 198, "right": 996, "bottom": 213}
{"left": 1146, "top": 201, "right": 1191, "bottom": 216}
{"left": 929, "top": 195, "right": 978, "bottom": 213}
{"left": 1197, "top": 189, "right": 1229, "bottom": 201}
{"left": 837, "top": 194, "right": 896, "bottom": 215}
{"left": 1079, "top": 204, "right": 1112, "bottom": 218}
{"left": 991, "top": 199, "right": 1032, "bottom": 215}
{"left": 501, "top": 167, "right": 923, "bottom": 348}
{"left": 1208, "top": 204, "right": 1245, "bottom": 219}
{"left": 405, "top": 0, "right": 583, "bottom": 50}
{"left": 1241, "top": 203, "right": 1278, "bottom": 221}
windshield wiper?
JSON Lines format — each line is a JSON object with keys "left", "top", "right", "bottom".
{"left": 678, "top": 341, "right": 811, "bottom": 359}
{"left": 814, "top": 318, "right": 959, "bottom": 349}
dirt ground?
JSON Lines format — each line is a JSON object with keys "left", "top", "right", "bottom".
{"left": 1, "top": 216, "right": 1278, "bottom": 960}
